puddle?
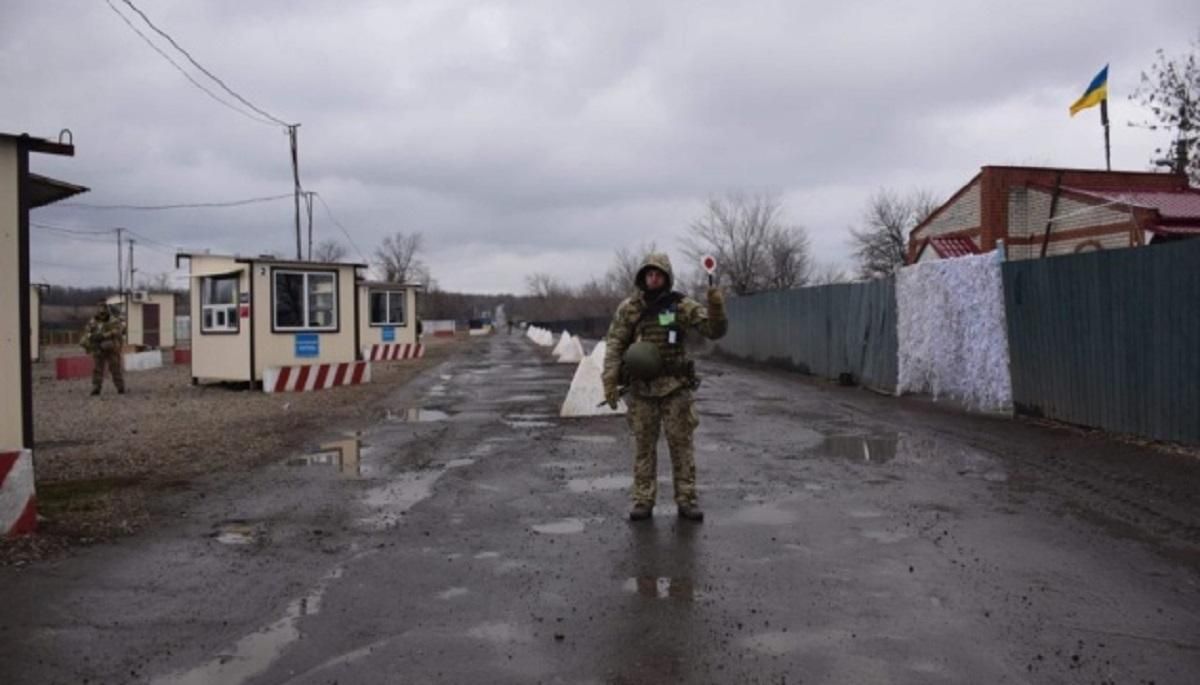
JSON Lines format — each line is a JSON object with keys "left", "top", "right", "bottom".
{"left": 622, "top": 576, "right": 695, "bottom": 600}
{"left": 740, "top": 630, "right": 844, "bottom": 656}
{"left": 861, "top": 529, "right": 910, "bottom": 544}
{"left": 812, "top": 434, "right": 899, "bottom": 464}
{"left": 567, "top": 474, "right": 633, "bottom": 493}
{"left": 445, "top": 458, "right": 475, "bottom": 469}
{"left": 494, "top": 394, "right": 547, "bottom": 403}
{"left": 563, "top": 435, "right": 617, "bottom": 445}
{"left": 438, "top": 587, "right": 469, "bottom": 600}
{"left": 286, "top": 438, "right": 361, "bottom": 477}
{"left": 731, "top": 502, "right": 800, "bottom": 526}
{"left": 213, "top": 520, "right": 259, "bottom": 545}
{"left": 474, "top": 551, "right": 501, "bottom": 559}
{"left": 467, "top": 622, "right": 533, "bottom": 644}
{"left": 387, "top": 408, "right": 450, "bottom": 422}
{"left": 152, "top": 566, "right": 344, "bottom": 684}
{"left": 505, "top": 413, "right": 555, "bottom": 420}
{"left": 531, "top": 518, "right": 585, "bottom": 534}
{"left": 469, "top": 444, "right": 495, "bottom": 457}
{"left": 504, "top": 419, "right": 555, "bottom": 429}
{"left": 360, "top": 469, "right": 443, "bottom": 529}
{"left": 439, "top": 374, "right": 453, "bottom": 381}
{"left": 846, "top": 508, "right": 884, "bottom": 519}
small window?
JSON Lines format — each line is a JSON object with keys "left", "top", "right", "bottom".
{"left": 201, "top": 275, "right": 239, "bottom": 333}
{"left": 368, "top": 290, "right": 406, "bottom": 326}
{"left": 273, "top": 270, "right": 338, "bottom": 331}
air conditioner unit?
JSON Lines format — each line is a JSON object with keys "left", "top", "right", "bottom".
{"left": 132, "top": 290, "right": 150, "bottom": 302}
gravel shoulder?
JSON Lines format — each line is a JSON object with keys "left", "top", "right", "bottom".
{"left": 1, "top": 336, "right": 466, "bottom": 563}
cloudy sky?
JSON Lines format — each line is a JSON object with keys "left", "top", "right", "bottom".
{"left": 3, "top": 1, "right": 1197, "bottom": 293}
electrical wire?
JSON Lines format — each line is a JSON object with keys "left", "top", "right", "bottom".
{"left": 102, "top": 0, "right": 277, "bottom": 127}
{"left": 60, "top": 194, "right": 292, "bottom": 209}
{"left": 118, "top": 0, "right": 292, "bottom": 127}
{"left": 313, "top": 192, "right": 370, "bottom": 264}
{"left": 30, "top": 222, "right": 117, "bottom": 235}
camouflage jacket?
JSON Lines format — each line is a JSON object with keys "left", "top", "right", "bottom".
{"left": 80, "top": 317, "right": 125, "bottom": 355}
{"left": 602, "top": 253, "right": 727, "bottom": 398}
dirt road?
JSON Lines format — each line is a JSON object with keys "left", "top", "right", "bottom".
{"left": 2, "top": 334, "right": 1198, "bottom": 683}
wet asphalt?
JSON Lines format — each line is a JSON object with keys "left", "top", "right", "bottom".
{"left": 2, "top": 334, "right": 1199, "bottom": 684}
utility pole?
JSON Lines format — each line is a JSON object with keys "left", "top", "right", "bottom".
{"left": 116, "top": 227, "right": 124, "bottom": 293}
{"left": 126, "top": 238, "right": 135, "bottom": 346}
{"left": 303, "top": 191, "right": 316, "bottom": 260}
{"left": 288, "top": 124, "right": 303, "bottom": 260}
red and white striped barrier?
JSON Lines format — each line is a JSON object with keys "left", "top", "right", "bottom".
{"left": 263, "top": 361, "right": 371, "bottom": 394}
{"left": 1, "top": 449, "right": 36, "bottom": 537}
{"left": 364, "top": 343, "right": 425, "bottom": 361}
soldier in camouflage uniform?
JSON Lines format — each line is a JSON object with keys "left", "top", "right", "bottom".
{"left": 81, "top": 304, "right": 126, "bottom": 396}
{"left": 602, "top": 253, "right": 727, "bottom": 522}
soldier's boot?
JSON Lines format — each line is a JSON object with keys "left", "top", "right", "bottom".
{"left": 677, "top": 504, "right": 704, "bottom": 522}
{"left": 629, "top": 503, "right": 654, "bottom": 521}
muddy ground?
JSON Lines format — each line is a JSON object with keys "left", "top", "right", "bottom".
{"left": 1, "top": 336, "right": 463, "bottom": 563}
{"left": 1, "top": 334, "right": 1198, "bottom": 683}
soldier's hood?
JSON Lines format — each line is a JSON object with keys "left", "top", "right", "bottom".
{"left": 635, "top": 252, "right": 674, "bottom": 292}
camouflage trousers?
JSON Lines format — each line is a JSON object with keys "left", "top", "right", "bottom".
{"left": 92, "top": 351, "right": 125, "bottom": 392}
{"left": 626, "top": 389, "right": 699, "bottom": 507}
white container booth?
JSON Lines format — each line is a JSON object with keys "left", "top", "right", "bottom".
{"left": 1, "top": 132, "right": 85, "bottom": 536}
{"left": 357, "top": 280, "right": 423, "bottom": 361}
{"left": 105, "top": 291, "right": 177, "bottom": 348}
{"left": 177, "top": 253, "right": 369, "bottom": 392}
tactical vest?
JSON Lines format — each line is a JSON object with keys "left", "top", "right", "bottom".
{"left": 630, "top": 292, "right": 692, "bottom": 379}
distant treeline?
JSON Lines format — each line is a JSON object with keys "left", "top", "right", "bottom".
{"left": 420, "top": 288, "right": 622, "bottom": 324}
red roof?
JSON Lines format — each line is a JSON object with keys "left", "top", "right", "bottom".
{"left": 1063, "top": 187, "right": 1200, "bottom": 235}
{"left": 928, "top": 236, "right": 980, "bottom": 258}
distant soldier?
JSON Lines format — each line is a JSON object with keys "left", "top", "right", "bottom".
{"left": 602, "top": 253, "right": 727, "bottom": 522}
{"left": 81, "top": 303, "right": 126, "bottom": 396}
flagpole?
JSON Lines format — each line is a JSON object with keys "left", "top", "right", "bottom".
{"left": 1100, "top": 98, "right": 1111, "bottom": 171}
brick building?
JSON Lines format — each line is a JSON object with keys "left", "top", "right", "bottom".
{"left": 908, "top": 166, "right": 1199, "bottom": 263}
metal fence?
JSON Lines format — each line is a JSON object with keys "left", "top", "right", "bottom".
{"left": 1003, "top": 239, "right": 1200, "bottom": 444}
{"left": 715, "top": 279, "right": 899, "bottom": 392}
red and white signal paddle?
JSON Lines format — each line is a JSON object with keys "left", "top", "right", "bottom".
{"left": 701, "top": 255, "right": 718, "bottom": 286}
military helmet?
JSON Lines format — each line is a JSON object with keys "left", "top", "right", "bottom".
{"left": 622, "top": 341, "right": 662, "bottom": 380}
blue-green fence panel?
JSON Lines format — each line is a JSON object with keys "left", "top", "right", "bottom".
{"left": 1003, "top": 240, "right": 1200, "bottom": 444}
{"left": 716, "top": 279, "right": 898, "bottom": 392}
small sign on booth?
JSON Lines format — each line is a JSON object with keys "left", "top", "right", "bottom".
{"left": 382, "top": 326, "right": 396, "bottom": 342}
{"left": 295, "top": 333, "right": 320, "bottom": 358}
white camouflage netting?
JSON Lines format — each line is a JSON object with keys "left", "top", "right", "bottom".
{"left": 895, "top": 250, "right": 1013, "bottom": 412}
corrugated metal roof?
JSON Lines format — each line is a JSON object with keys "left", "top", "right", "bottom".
{"left": 1064, "top": 187, "right": 1200, "bottom": 220}
{"left": 929, "top": 236, "right": 980, "bottom": 258}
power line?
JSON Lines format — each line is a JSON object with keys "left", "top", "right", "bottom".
{"left": 59, "top": 193, "right": 293, "bottom": 210}
{"left": 30, "top": 222, "right": 117, "bottom": 235}
{"left": 313, "top": 193, "right": 369, "bottom": 264}
{"left": 118, "top": 0, "right": 292, "bottom": 127}
{"left": 102, "top": 0, "right": 276, "bottom": 127}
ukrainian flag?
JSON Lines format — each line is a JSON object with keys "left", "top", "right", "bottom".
{"left": 1069, "top": 65, "right": 1108, "bottom": 116}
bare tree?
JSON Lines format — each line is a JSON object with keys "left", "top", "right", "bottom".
{"left": 763, "top": 226, "right": 811, "bottom": 290}
{"left": 605, "top": 241, "right": 658, "bottom": 294}
{"left": 137, "top": 272, "right": 175, "bottom": 292}
{"left": 374, "top": 231, "right": 428, "bottom": 283}
{"left": 848, "top": 189, "right": 939, "bottom": 279}
{"left": 682, "top": 192, "right": 812, "bottom": 295}
{"left": 312, "top": 239, "right": 347, "bottom": 263}
{"left": 1130, "top": 35, "right": 1200, "bottom": 184}
{"left": 808, "top": 262, "right": 851, "bottom": 285}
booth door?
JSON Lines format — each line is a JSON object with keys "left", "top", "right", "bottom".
{"left": 143, "top": 304, "right": 160, "bottom": 348}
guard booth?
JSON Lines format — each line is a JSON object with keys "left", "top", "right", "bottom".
{"left": 105, "top": 291, "right": 177, "bottom": 348}
{"left": 1, "top": 132, "right": 86, "bottom": 536}
{"left": 357, "top": 280, "right": 423, "bottom": 360}
{"left": 177, "top": 253, "right": 368, "bottom": 392}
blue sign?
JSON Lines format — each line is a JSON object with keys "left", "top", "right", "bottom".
{"left": 382, "top": 326, "right": 396, "bottom": 342}
{"left": 295, "top": 333, "right": 319, "bottom": 358}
